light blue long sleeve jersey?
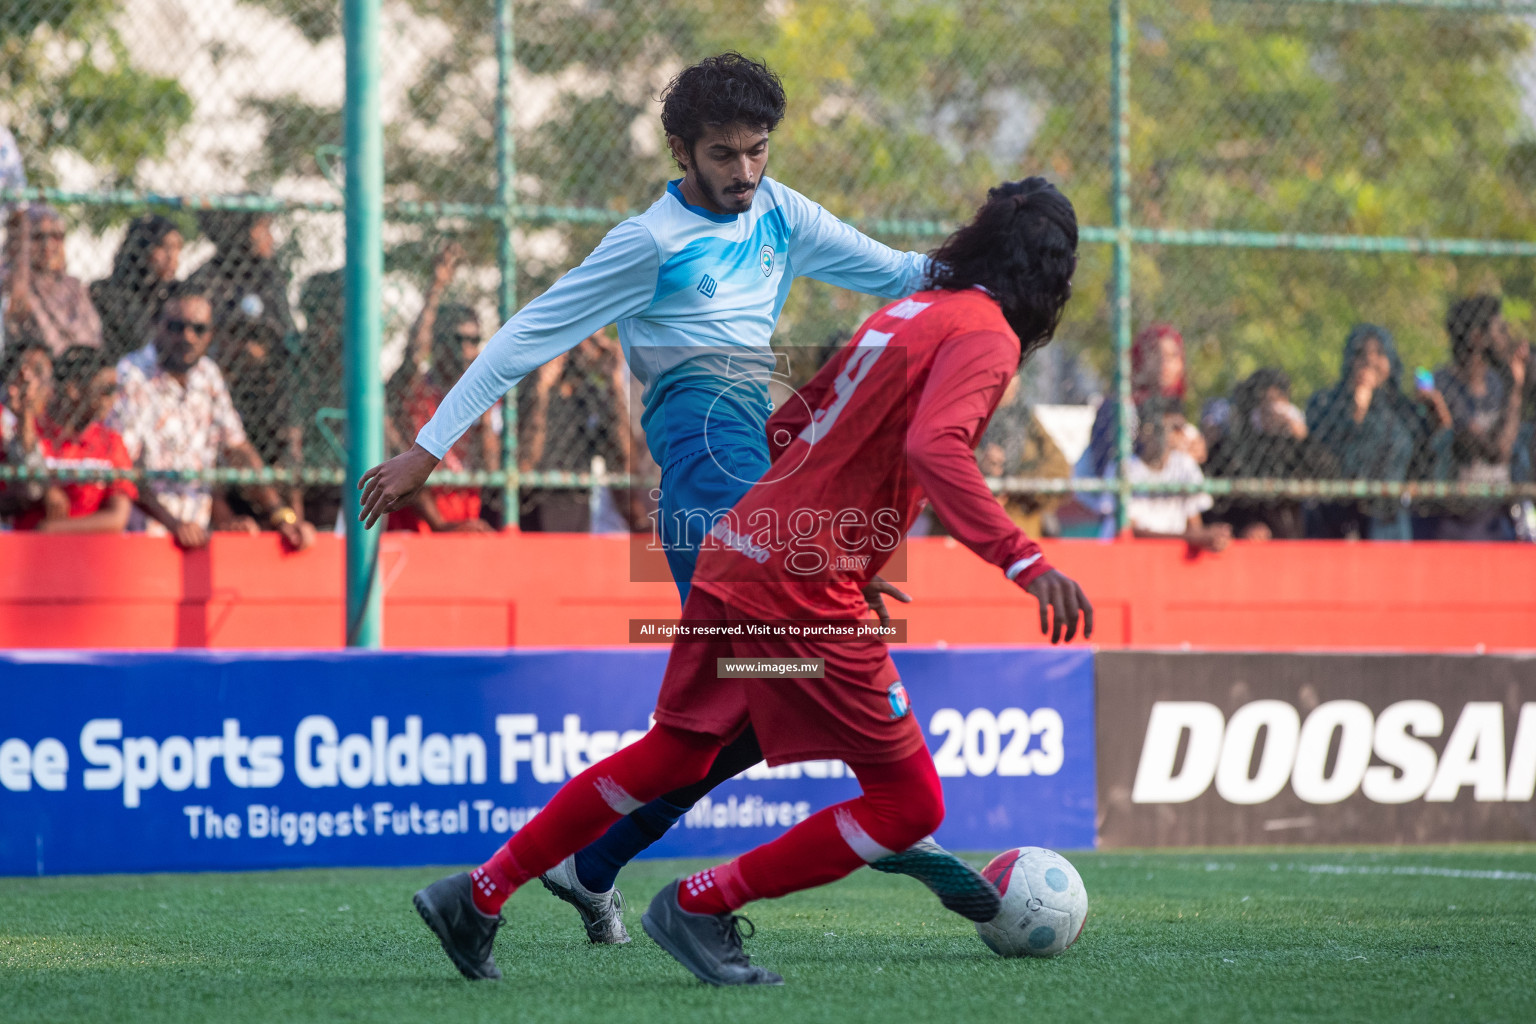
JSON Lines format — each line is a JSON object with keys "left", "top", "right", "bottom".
{"left": 414, "top": 177, "right": 931, "bottom": 470}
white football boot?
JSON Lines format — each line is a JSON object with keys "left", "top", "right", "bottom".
{"left": 539, "top": 854, "right": 630, "bottom": 944}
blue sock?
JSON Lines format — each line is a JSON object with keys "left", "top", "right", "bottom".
{"left": 573, "top": 797, "right": 691, "bottom": 894}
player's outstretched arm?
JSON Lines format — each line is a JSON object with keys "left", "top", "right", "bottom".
{"left": 779, "top": 183, "right": 931, "bottom": 299}
{"left": 357, "top": 443, "right": 440, "bottom": 528}
{"left": 412, "top": 220, "right": 658, "bottom": 461}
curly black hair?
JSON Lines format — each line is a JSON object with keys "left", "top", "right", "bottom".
{"left": 660, "top": 52, "right": 786, "bottom": 168}
{"left": 928, "top": 177, "right": 1079, "bottom": 361}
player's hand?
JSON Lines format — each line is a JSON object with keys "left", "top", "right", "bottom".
{"left": 861, "top": 576, "right": 911, "bottom": 630}
{"left": 1023, "top": 569, "right": 1093, "bottom": 645}
{"left": 358, "top": 444, "right": 440, "bottom": 529}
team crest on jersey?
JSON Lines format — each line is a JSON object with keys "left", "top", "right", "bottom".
{"left": 886, "top": 680, "right": 911, "bottom": 720}
{"left": 760, "top": 244, "right": 775, "bottom": 277}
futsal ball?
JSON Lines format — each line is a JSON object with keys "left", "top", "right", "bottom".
{"left": 974, "top": 846, "right": 1087, "bottom": 957}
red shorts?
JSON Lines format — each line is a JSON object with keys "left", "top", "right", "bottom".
{"left": 653, "top": 588, "right": 926, "bottom": 766}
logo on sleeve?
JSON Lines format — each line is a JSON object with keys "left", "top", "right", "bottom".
{"left": 760, "top": 244, "right": 775, "bottom": 277}
{"left": 697, "top": 274, "right": 718, "bottom": 298}
{"left": 887, "top": 680, "right": 911, "bottom": 720}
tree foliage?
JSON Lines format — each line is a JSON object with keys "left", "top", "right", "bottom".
{"left": 233, "top": 0, "right": 1535, "bottom": 402}
{"left": 0, "top": 0, "right": 193, "bottom": 195}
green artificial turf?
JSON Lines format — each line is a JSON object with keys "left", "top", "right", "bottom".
{"left": 3, "top": 848, "right": 1535, "bottom": 1024}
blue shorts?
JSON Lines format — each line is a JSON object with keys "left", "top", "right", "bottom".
{"left": 658, "top": 443, "right": 770, "bottom": 604}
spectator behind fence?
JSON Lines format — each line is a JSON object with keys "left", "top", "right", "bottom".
{"left": 111, "top": 282, "right": 314, "bottom": 549}
{"left": 1305, "top": 323, "right": 1430, "bottom": 540}
{"left": 89, "top": 214, "right": 183, "bottom": 363}
{"left": 11, "top": 347, "right": 136, "bottom": 533}
{"left": 3, "top": 206, "right": 102, "bottom": 357}
{"left": 187, "top": 210, "right": 294, "bottom": 352}
{"left": 218, "top": 309, "right": 301, "bottom": 522}
{"left": 293, "top": 269, "right": 346, "bottom": 529}
{"left": 1206, "top": 367, "right": 1324, "bottom": 540}
{"left": 1120, "top": 396, "right": 1230, "bottom": 552}
{"left": 1076, "top": 323, "right": 1204, "bottom": 535}
{"left": 0, "top": 341, "right": 52, "bottom": 518}
{"left": 387, "top": 242, "right": 497, "bottom": 532}
{"left": 977, "top": 371, "right": 1069, "bottom": 538}
{"left": 1430, "top": 295, "right": 1529, "bottom": 541}
{"left": 1514, "top": 358, "right": 1536, "bottom": 540}
{"left": 518, "top": 329, "right": 633, "bottom": 532}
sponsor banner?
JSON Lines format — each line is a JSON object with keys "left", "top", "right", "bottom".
{"left": 1097, "top": 651, "right": 1536, "bottom": 847}
{"left": 0, "top": 647, "right": 1093, "bottom": 875}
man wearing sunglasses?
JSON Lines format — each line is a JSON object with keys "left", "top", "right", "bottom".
{"left": 112, "top": 281, "right": 314, "bottom": 549}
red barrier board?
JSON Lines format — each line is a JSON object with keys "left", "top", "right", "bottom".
{"left": 0, "top": 533, "right": 1531, "bottom": 650}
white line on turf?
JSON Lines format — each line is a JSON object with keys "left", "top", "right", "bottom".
{"left": 1161, "top": 860, "right": 1536, "bottom": 882}
{"left": 1287, "top": 863, "right": 1536, "bottom": 882}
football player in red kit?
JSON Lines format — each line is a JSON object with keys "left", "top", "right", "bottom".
{"left": 411, "top": 177, "right": 1092, "bottom": 986}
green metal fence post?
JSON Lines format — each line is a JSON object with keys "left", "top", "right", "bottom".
{"left": 343, "top": 0, "right": 384, "bottom": 648}
{"left": 1110, "top": 0, "right": 1133, "bottom": 534}
{"left": 495, "top": 0, "right": 520, "bottom": 529}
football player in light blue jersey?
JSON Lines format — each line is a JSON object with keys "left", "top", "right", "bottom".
{"left": 361, "top": 53, "right": 1001, "bottom": 957}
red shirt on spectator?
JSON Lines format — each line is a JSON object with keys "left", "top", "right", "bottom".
{"left": 11, "top": 418, "right": 138, "bottom": 530}
{"left": 388, "top": 374, "right": 482, "bottom": 531}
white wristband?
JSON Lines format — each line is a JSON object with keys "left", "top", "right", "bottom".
{"left": 1004, "top": 554, "right": 1043, "bottom": 581}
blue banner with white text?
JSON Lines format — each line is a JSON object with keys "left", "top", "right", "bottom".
{"left": 0, "top": 648, "right": 1094, "bottom": 875}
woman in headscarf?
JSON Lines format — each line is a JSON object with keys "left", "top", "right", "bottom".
{"left": 186, "top": 209, "right": 294, "bottom": 348}
{"left": 1206, "top": 367, "right": 1327, "bottom": 539}
{"left": 1074, "top": 323, "right": 1198, "bottom": 535}
{"left": 89, "top": 214, "right": 183, "bottom": 361}
{"left": 1304, "top": 323, "right": 1435, "bottom": 539}
{"left": 292, "top": 269, "right": 347, "bottom": 529}
{"left": 2, "top": 205, "right": 102, "bottom": 357}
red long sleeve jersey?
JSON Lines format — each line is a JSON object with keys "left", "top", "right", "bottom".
{"left": 691, "top": 287, "right": 1052, "bottom": 622}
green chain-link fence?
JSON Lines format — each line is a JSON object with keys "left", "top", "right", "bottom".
{"left": 2, "top": 0, "right": 1535, "bottom": 543}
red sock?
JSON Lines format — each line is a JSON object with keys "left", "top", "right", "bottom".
{"left": 676, "top": 748, "right": 945, "bottom": 915}
{"left": 469, "top": 725, "right": 720, "bottom": 916}
{"left": 677, "top": 859, "right": 755, "bottom": 915}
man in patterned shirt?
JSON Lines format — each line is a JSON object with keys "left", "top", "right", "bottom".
{"left": 112, "top": 281, "right": 314, "bottom": 548}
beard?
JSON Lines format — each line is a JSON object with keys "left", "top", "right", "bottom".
{"left": 696, "top": 171, "right": 756, "bottom": 213}
{"left": 159, "top": 344, "right": 197, "bottom": 374}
